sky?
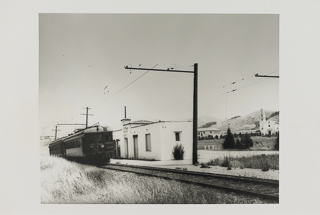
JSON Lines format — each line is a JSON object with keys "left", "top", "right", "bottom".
{"left": 39, "top": 14, "right": 279, "bottom": 137}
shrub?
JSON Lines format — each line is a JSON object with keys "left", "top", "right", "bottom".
{"left": 261, "top": 163, "right": 270, "bottom": 171}
{"left": 221, "top": 156, "right": 230, "bottom": 167}
{"left": 235, "top": 134, "right": 254, "bottom": 149}
{"left": 207, "top": 158, "right": 220, "bottom": 166}
{"left": 274, "top": 133, "right": 279, "bottom": 151}
{"left": 172, "top": 144, "right": 185, "bottom": 160}
{"left": 200, "top": 162, "right": 211, "bottom": 168}
{"left": 222, "top": 128, "right": 235, "bottom": 149}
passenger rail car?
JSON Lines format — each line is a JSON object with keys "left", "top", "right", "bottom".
{"left": 49, "top": 126, "right": 114, "bottom": 165}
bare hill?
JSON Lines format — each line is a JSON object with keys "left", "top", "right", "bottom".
{"left": 214, "top": 110, "right": 277, "bottom": 134}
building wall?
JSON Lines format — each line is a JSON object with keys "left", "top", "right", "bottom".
{"left": 198, "top": 129, "right": 221, "bottom": 137}
{"left": 260, "top": 120, "right": 279, "bottom": 135}
{"left": 127, "top": 123, "right": 162, "bottom": 160}
{"left": 113, "top": 121, "right": 192, "bottom": 161}
{"left": 160, "top": 122, "right": 193, "bottom": 161}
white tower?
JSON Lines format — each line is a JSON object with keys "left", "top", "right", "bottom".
{"left": 259, "top": 109, "right": 266, "bottom": 132}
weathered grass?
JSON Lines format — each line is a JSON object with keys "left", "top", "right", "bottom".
{"left": 41, "top": 149, "right": 275, "bottom": 204}
{"left": 206, "top": 154, "right": 279, "bottom": 170}
{"left": 198, "top": 136, "right": 277, "bottom": 151}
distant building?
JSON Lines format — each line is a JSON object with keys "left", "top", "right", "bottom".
{"left": 198, "top": 127, "right": 221, "bottom": 139}
{"left": 113, "top": 118, "right": 193, "bottom": 161}
{"left": 40, "top": 136, "right": 54, "bottom": 145}
{"left": 259, "top": 109, "right": 279, "bottom": 136}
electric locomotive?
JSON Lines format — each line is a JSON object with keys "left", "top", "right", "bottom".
{"left": 48, "top": 125, "right": 114, "bottom": 165}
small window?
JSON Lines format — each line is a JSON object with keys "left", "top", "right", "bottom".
{"left": 175, "top": 132, "right": 181, "bottom": 141}
{"left": 146, "top": 134, "right": 151, "bottom": 152}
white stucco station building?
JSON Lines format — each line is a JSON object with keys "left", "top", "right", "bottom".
{"left": 113, "top": 118, "right": 193, "bottom": 161}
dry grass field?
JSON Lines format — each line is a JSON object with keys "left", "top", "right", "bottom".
{"left": 40, "top": 147, "right": 275, "bottom": 204}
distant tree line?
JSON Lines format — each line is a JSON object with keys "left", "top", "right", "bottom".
{"left": 222, "top": 128, "right": 253, "bottom": 150}
{"left": 200, "top": 121, "right": 217, "bottom": 128}
{"left": 231, "top": 115, "right": 241, "bottom": 120}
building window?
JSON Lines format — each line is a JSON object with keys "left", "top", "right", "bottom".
{"left": 175, "top": 132, "right": 181, "bottom": 141}
{"left": 146, "top": 134, "right": 151, "bottom": 152}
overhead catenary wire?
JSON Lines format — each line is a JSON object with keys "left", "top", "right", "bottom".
{"left": 59, "top": 65, "right": 278, "bottom": 130}
{"left": 160, "top": 71, "right": 277, "bottom": 110}
{"left": 199, "top": 69, "right": 279, "bottom": 97}
{"left": 92, "top": 64, "right": 159, "bottom": 107}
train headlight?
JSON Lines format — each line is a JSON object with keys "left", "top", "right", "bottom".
{"left": 100, "top": 145, "right": 104, "bottom": 148}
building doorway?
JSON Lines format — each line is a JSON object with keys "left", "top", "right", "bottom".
{"left": 124, "top": 138, "right": 128, "bottom": 158}
{"left": 133, "top": 135, "right": 138, "bottom": 159}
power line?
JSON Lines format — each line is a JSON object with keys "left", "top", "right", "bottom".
{"left": 200, "top": 69, "right": 278, "bottom": 96}
{"left": 163, "top": 72, "right": 276, "bottom": 109}
{"left": 93, "top": 64, "right": 158, "bottom": 107}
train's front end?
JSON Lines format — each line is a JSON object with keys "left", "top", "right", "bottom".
{"left": 83, "top": 126, "right": 114, "bottom": 165}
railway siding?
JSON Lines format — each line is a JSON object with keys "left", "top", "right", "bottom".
{"left": 102, "top": 164, "right": 279, "bottom": 202}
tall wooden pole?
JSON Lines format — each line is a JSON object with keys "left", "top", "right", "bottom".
{"left": 81, "top": 107, "right": 93, "bottom": 128}
{"left": 86, "top": 107, "right": 89, "bottom": 128}
{"left": 52, "top": 125, "right": 60, "bottom": 140}
{"left": 193, "top": 63, "right": 198, "bottom": 164}
{"left": 55, "top": 125, "right": 58, "bottom": 140}
{"left": 124, "top": 63, "right": 198, "bottom": 164}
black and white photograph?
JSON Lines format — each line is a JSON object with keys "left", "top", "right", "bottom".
{"left": 1, "top": 0, "right": 320, "bottom": 214}
{"left": 39, "top": 14, "right": 279, "bottom": 204}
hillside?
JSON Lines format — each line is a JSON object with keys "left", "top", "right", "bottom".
{"left": 213, "top": 110, "right": 278, "bottom": 134}
{"left": 198, "top": 116, "right": 223, "bottom": 127}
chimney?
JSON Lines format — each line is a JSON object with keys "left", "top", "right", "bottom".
{"left": 121, "top": 106, "right": 131, "bottom": 126}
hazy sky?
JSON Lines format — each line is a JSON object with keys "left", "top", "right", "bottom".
{"left": 40, "top": 14, "right": 279, "bottom": 137}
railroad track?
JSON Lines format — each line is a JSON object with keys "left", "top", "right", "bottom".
{"left": 100, "top": 163, "right": 279, "bottom": 202}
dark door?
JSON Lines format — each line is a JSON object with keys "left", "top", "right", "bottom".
{"left": 125, "top": 138, "right": 128, "bottom": 158}
{"left": 133, "top": 135, "right": 138, "bottom": 159}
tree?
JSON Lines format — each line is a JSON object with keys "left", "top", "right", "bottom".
{"left": 222, "top": 128, "right": 235, "bottom": 149}
{"left": 235, "top": 133, "right": 254, "bottom": 149}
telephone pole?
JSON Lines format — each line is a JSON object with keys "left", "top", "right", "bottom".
{"left": 125, "top": 63, "right": 198, "bottom": 164}
{"left": 52, "top": 125, "right": 61, "bottom": 140}
{"left": 81, "top": 107, "right": 93, "bottom": 128}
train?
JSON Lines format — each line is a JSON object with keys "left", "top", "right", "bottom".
{"left": 48, "top": 125, "right": 114, "bottom": 165}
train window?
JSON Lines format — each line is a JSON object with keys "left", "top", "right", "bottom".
{"left": 104, "top": 134, "right": 112, "bottom": 142}
{"left": 86, "top": 134, "right": 96, "bottom": 143}
{"left": 96, "top": 134, "right": 102, "bottom": 143}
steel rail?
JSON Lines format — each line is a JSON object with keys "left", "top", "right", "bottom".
{"left": 100, "top": 165, "right": 279, "bottom": 202}
{"left": 106, "top": 163, "right": 279, "bottom": 187}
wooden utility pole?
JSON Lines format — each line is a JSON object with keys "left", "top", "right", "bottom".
{"left": 124, "top": 63, "right": 198, "bottom": 164}
{"left": 81, "top": 107, "right": 93, "bottom": 128}
{"left": 52, "top": 125, "right": 61, "bottom": 140}
{"left": 193, "top": 63, "right": 198, "bottom": 164}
